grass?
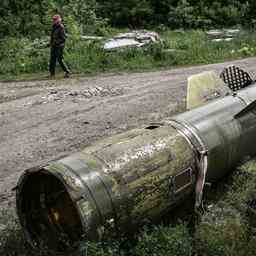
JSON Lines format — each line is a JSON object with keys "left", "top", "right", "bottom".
{"left": 1, "top": 159, "right": 256, "bottom": 255}
{"left": 1, "top": 29, "right": 256, "bottom": 81}
{"left": 194, "top": 160, "right": 256, "bottom": 256}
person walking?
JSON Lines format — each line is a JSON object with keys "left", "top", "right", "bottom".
{"left": 49, "top": 14, "right": 70, "bottom": 78}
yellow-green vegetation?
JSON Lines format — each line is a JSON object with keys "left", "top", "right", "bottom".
{"left": 1, "top": 30, "right": 256, "bottom": 81}
{"left": 1, "top": 159, "right": 256, "bottom": 255}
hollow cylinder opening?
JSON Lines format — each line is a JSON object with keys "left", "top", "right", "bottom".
{"left": 16, "top": 169, "right": 84, "bottom": 253}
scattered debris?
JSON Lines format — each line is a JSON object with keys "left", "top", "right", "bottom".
{"left": 104, "top": 38, "right": 143, "bottom": 51}
{"left": 80, "top": 36, "right": 104, "bottom": 41}
{"left": 225, "top": 29, "right": 240, "bottom": 37}
{"left": 212, "top": 38, "right": 233, "bottom": 42}
{"left": 206, "top": 30, "right": 225, "bottom": 38}
{"left": 103, "top": 30, "right": 160, "bottom": 51}
{"left": 163, "top": 49, "right": 185, "bottom": 54}
{"left": 206, "top": 29, "right": 240, "bottom": 43}
{"left": 23, "top": 87, "right": 124, "bottom": 107}
{"left": 69, "top": 91, "right": 79, "bottom": 97}
{"left": 49, "top": 90, "right": 58, "bottom": 95}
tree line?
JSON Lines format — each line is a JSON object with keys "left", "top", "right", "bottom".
{"left": 1, "top": 0, "right": 256, "bottom": 38}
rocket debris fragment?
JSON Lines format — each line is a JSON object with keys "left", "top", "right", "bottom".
{"left": 186, "top": 70, "right": 231, "bottom": 110}
{"left": 16, "top": 75, "right": 256, "bottom": 253}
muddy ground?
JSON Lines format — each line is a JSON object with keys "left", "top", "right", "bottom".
{"left": 1, "top": 57, "right": 256, "bottom": 213}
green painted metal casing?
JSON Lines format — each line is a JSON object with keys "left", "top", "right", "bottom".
{"left": 16, "top": 85, "right": 256, "bottom": 252}
{"left": 44, "top": 126, "right": 196, "bottom": 239}
{"left": 169, "top": 86, "right": 256, "bottom": 182}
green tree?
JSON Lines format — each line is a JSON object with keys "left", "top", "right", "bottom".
{"left": 97, "top": 0, "right": 153, "bottom": 27}
{"left": 168, "top": 0, "right": 197, "bottom": 28}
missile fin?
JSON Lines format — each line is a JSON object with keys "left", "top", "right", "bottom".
{"left": 220, "top": 65, "right": 254, "bottom": 91}
{"left": 234, "top": 99, "right": 256, "bottom": 119}
{"left": 186, "top": 71, "right": 231, "bottom": 110}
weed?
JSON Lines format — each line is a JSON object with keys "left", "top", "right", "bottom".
{"left": 134, "top": 224, "right": 192, "bottom": 256}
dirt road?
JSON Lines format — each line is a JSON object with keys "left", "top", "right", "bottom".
{"left": 1, "top": 57, "right": 256, "bottom": 210}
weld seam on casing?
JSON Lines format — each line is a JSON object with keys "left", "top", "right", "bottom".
{"left": 166, "top": 119, "right": 207, "bottom": 154}
{"left": 93, "top": 168, "right": 117, "bottom": 222}
{"left": 234, "top": 94, "right": 249, "bottom": 106}
{"left": 74, "top": 157, "right": 116, "bottom": 222}
{"left": 88, "top": 153, "right": 118, "bottom": 224}
{"left": 52, "top": 163, "right": 96, "bottom": 234}
{"left": 166, "top": 119, "right": 209, "bottom": 182}
{"left": 57, "top": 162, "right": 105, "bottom": 226}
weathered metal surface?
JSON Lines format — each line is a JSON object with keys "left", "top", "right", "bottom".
{"left": 16, "top": 125, "right": 196, "bottom": 252}
{"left": 171, "top": 85, "right": 256, "bottom": 182}
{"left": 186, "top": 71, "right": 231, "bottom": 110}
{"left": 16, "top": 83, "right": 256, "bottom": 253}
{"left": 82, "top": 126, "right": 195, "bottom": 226}
{"left": 103, "top": 30, "right": 160, "bottom": 51}
{"left": 206, "top": 29, "right": 240, "bottom": 42}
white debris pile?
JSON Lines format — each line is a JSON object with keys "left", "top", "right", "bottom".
{"left": 206, "top": 29, "right": 240, "bottom": 43}
{"left": 103, "top": 30, "right": 160, "bottom": 51}
{"left": 80, "top": 36, "right": 104, "bottom": 41}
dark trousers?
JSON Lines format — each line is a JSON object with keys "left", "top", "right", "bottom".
{"left": 49, "top": 46, "right": 69, "bottom": 75}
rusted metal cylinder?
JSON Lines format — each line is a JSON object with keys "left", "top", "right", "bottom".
{"left": 16, "top": 85, "right": 256, "bottom": 253}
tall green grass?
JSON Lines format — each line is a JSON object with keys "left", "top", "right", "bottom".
{"left": 1, "top": 29, "right": 256, "bottom": 80}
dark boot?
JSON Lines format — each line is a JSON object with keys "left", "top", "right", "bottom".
{"left": 49, "top": 47, "right": 57, "bottom": 77}
{"left": 64, "top": 72, "right": 70, "bottom": 78}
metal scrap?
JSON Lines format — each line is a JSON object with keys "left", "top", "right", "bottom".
{"left": 207, "top": 29, "right": 240, "bottom": 43}
{"left": 80, "top": 36, "right": 104, "bottom": 41}
{"left": 103, "top": 30, "right": 160, "bottom": 51}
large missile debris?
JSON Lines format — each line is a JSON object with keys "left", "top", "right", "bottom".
{"left": 186, "top": 70, "right": 231, "bottom": 110}
{"left": 103, "top": 30, "right": 160, "bottom": 51}
{"left": 16, "top": 69, "right": 256, "bottom": 253}
{"left": 206, "top": 29, "right": 240, "bottom": 42}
